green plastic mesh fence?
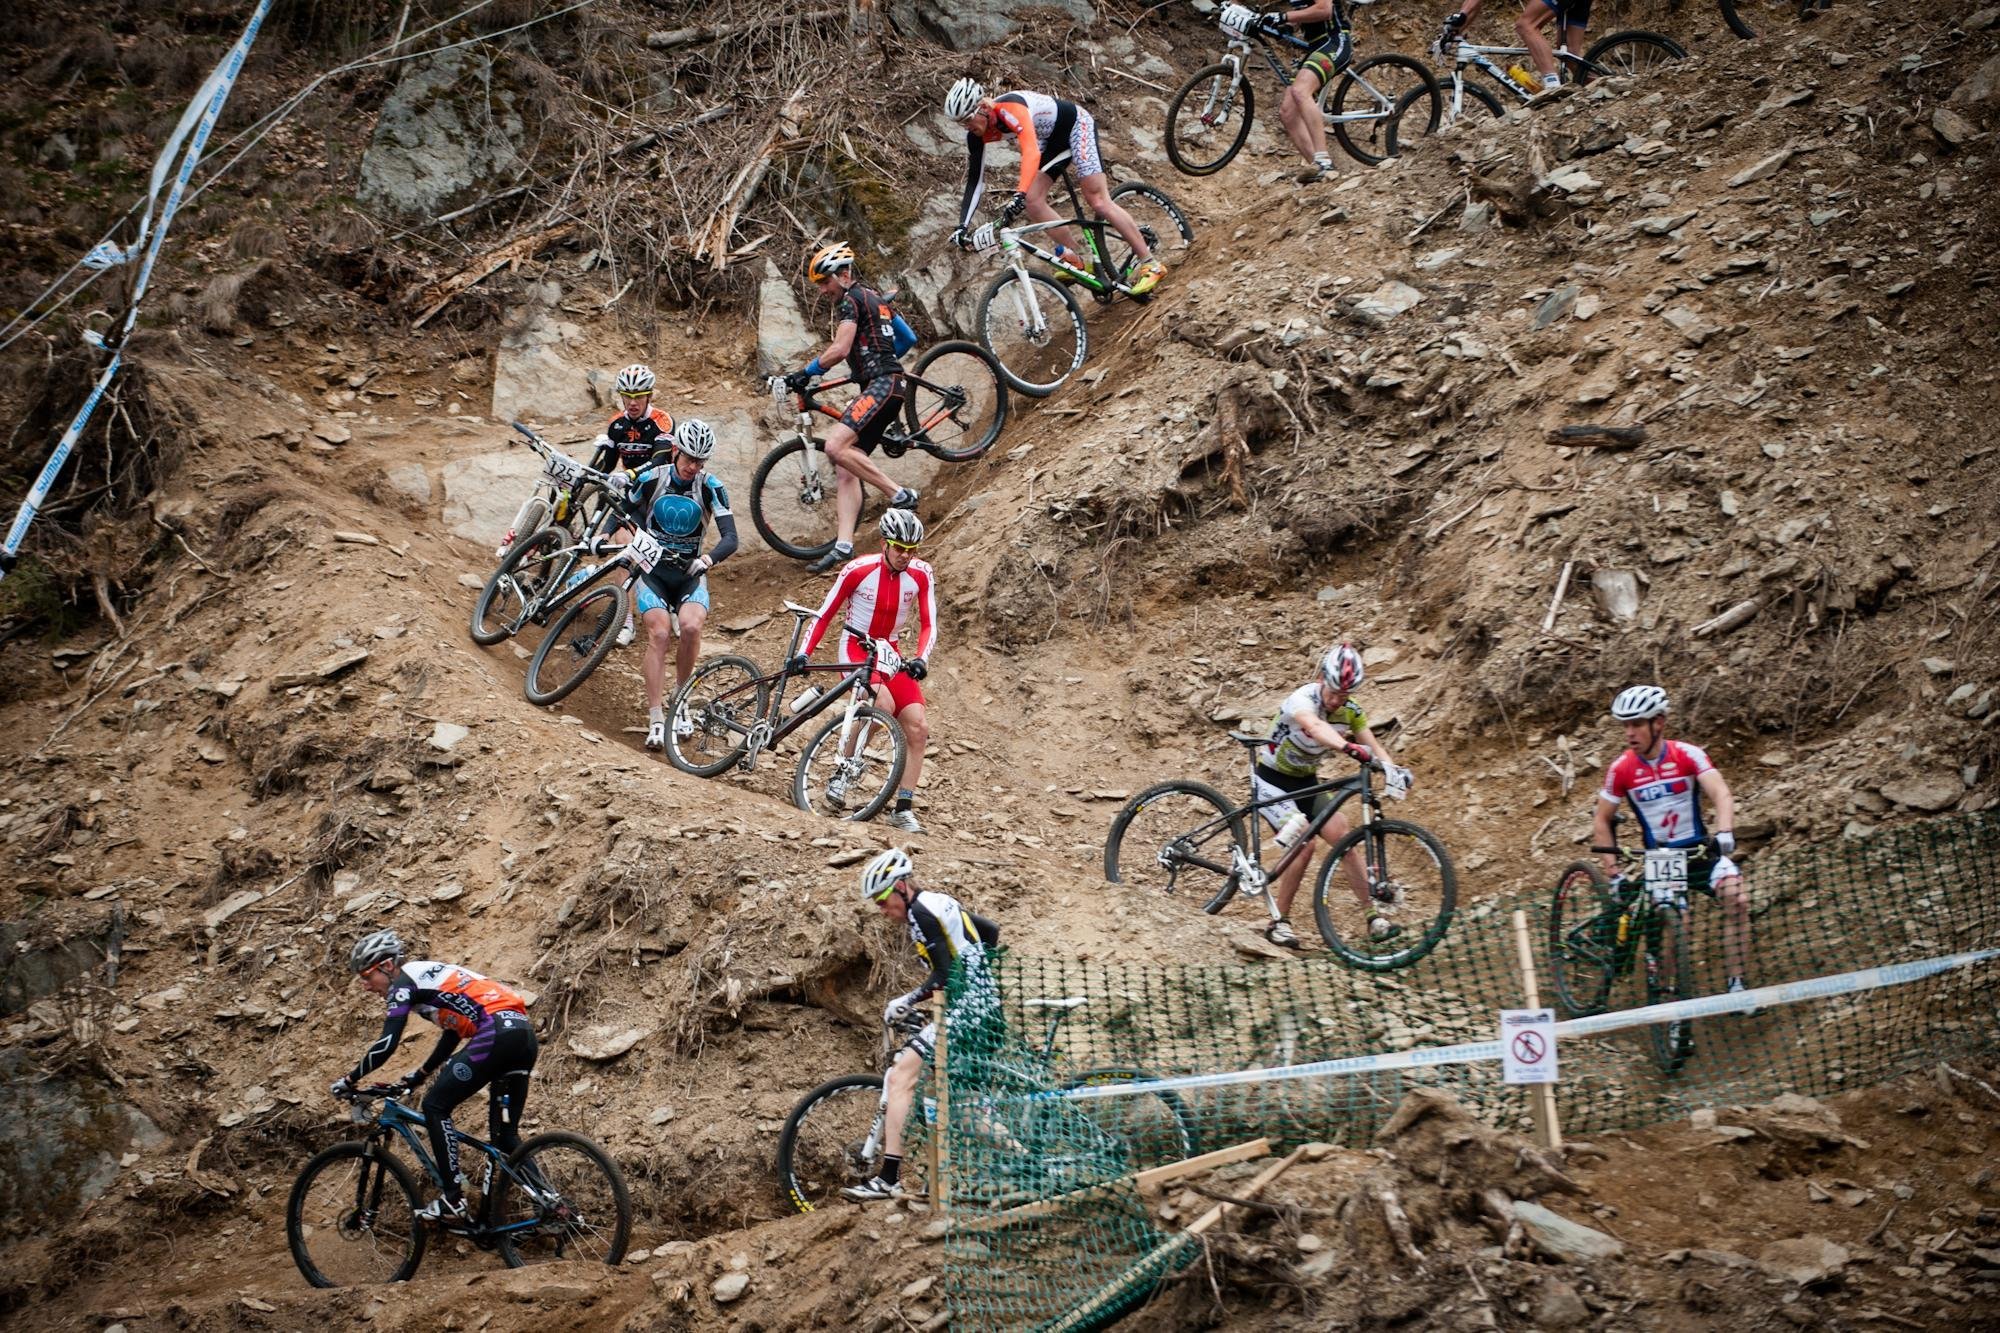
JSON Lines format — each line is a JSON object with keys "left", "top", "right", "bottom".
{"left": 939, "top": 811, "right": 2000, "bottom": 1331}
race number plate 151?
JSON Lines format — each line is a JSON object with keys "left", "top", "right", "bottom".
{"left": 1643, "top": 848, "right": 1689, "bottom": 904}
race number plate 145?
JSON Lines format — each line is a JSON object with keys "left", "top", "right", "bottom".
{"left": 1643, "top": 848, "right": 1689, "bottom": 904}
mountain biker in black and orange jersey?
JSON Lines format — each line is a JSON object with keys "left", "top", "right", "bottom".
{"left": 1218, "top": 2, "right": 1354, "bottom": 182}
{"left": 841, "top": 848, "right": 1000, "bottom": 1202}
{"left": 330, "top": 929, "right": 537, "bottom": 1225}
{"left": 944, "top": 80, "right": 1166, "bottom": 296}
{"left": 1255, "top": 643, "right": 1415, "bottom": 950}
{"left": 584, "top": 364, "right": 677, "bottom": 647}
{"left": 1436, "top": 0, "right": 1588, "bottom": 95}
{"left": 783, "top": 243, "right": 922, "bottom": 575}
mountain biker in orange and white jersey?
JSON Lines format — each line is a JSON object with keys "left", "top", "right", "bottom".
{"left": 1436, "top": 0, "right": 1589, "bottom": 95}
{"left": 330, "top": 929, "right": 537, "bottom": 1225}
{"left": 1255, "top": 643, "right": 1414, "bottom": 950}
{"left": 945, "top": 79, "right": 1166, "bottom": 295}
{"left": 1593, "top": 685, "right": 1751, "bottom": 993}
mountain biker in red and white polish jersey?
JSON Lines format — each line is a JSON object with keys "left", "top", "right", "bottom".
{"left": 1593, "top": 685, "right": 1751, "bottom": 994}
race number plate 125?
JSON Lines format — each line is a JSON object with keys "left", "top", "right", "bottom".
{"left": 1643, "top": 848, "right": 1689, "bottom": 904}
{"left": 543, "top": 452, "right": 584, "bottom": 487}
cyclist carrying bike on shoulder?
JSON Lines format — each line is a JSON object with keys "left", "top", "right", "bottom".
{"left": 330, "top": 930, "right": 537, "bottom": 1225}
{"left": 783, "top": 243, "right": 922, "bottom": 575}
{"left": 843, "top": 849, "right": 1000, "bottom": 1202}
{"left": 1256, "top": 643, "right": 1415, "bottom": 950}
{"left": 1436, "top": 0, "right": 1586, "bottom": 96}
{"left": 945, "top": 78, "right": 1167, "bottom": 296}
{"left": 1594, "top": 686, "right": 1751, "bottom": 993}
{"left": 1218, "top": 2, "right": 1354, "bottom": 182}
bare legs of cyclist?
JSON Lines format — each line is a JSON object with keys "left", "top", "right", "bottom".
{"left": 1517, "top": 1, "right": 1587, "bottom": 88}
{"left": 1716, "top": 870, "right": 1750, "bottom": 984}
{"left": 1278, "top": 57, "right": 1339, "bottom": 181}
{"left": 824, "top": 422, "right": 905, "bottom": 552}
{"left": 1024, "top": 172, "right": 1161, "bottom": 290}
{"left": 1268, "top": 811, "right": 1378, "bottom": 946}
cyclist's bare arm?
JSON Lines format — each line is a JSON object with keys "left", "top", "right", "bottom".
{"left": 1290, "top": 704, "right": 1356, "bottom": 755}
{"left": 1696, "top": 768, "right": 1737, "bottom": 843}
{"left": 1591, "top": 796, "right": 1621, "bottom": 873}
{"left": 810, "top": 320, "right": 858, "bottom": 376}
{"left": 1282, "top": 0, "right": 1335, "bottom": 26}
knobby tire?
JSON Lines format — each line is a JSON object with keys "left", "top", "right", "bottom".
{"left": 748, "top": 437, "right": 843, "bottom": 561}
{"left": 1164, "top": 62, "right": 1255, "bottom": 176}
{"left": 490, "top": 1130, "right": 632, "bottom": 1268}
{"left": 793, "top": 703, "right": 908, "bottom": 821}
{"left": 523, "top": 579, "right": 628, "bottom": 706}
{"left": 286, "top": 1140, "right": 427, "bottom": 1288}
{"left": 666, "top": 654, "right": 767, "bottom": 777}
{"left": 1103, "top": 779, "right": 1248, "bottom": 915}
{"left": 975, "top": 269, "right": 1089, "bottom": 398}
{"left": 906, "top": 340, "right": 1008, "bottom": 462}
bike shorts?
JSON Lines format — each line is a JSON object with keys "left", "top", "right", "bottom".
{"left": 1037, "top": 104, "right": 1105, "bottom": 182}
{"left": 899, "top": 981, "right": 1002, "bottom": 1062}
{"left": 637, "top": 569, "right": 709, "bottom": 618}
{"left": 843, "top": 631, "right": 923, "bottom": 712}
{"left": 839, "top": 374, "right": 907, "bottom": 453}
{"left": 1251, "top": 764, "right": 1346, "bottom": 834}
{"left": 1299, "top": 29, "right": 1353, "bottom": 90}
{"left": 1538, "top": 0, "right": 1592, "bottom": 27}
{"left": 421, "top": 1010, "right": 537, "bottom": 1150}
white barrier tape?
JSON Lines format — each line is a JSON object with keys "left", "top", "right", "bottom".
{"left": 1034, "top": 946, "right": 2000, "bottom": 1104}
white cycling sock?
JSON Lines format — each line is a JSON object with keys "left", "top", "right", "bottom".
{"left": 649, "top": 705, "right": 665, "bottom": 725}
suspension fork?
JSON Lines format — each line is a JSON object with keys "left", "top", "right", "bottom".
{"left": 997, "top": 238, "right": 1047, "bottom": 339}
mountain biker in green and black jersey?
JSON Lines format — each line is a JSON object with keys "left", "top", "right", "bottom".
{"left": 784, "top": 243, "right": 922, "bottom": 575}
{"left": 842, "top": 848, "right": 1000, "bottom": 1202}
{"left": 1255, "top": 643, "right": 1415, "bottom": 949}
{"left": 1219, "top": 2, "right": 1355, "bottom": 182}
{"left": 330, "top": 929, "right": 537, "bottom": 1225}
{"left": 1436, "top": 0, "right": 1587, "bottom": 95}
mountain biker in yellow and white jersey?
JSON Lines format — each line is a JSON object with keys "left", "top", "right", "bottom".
{"left": 842, "top": 848, "right": 1000, "bottom": 1202}
{"left": 1219, "top": 2, "right": 1355, "bottom": 181}
{"left": 1255, "top": 643, "right": 1414, "bottom": 950}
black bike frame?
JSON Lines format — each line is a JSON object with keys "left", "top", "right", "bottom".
{"left": 1173, "top": 759, "right": 1381, "bottom": 887}
{"left": 701, "top": 608, "right": 898, "bottom": 753}
{"left": 785, "top": 371, "right": 966, "bottom": 458}
{"left": 1239, "top": 4, "right": 1353, "bottom": 89}
{"left": 357, "top": 1094, "right": 540, "bottom": 1238}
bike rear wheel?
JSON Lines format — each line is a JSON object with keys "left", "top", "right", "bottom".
{"left": 1103, "top": 780, "right": 1248, "bottom": 915}
{"left": 906, "top": 341, "right": 1008, "bottom": 462}
{"left": 1311, "top": 817, "right": 1457, "bottom": 969}
{"left": 1164, "top": 62, "right": 1255, "bottom": 176}
{"left": 667, "top": 654, "right": 767, "bottom": 777}
{"left": 1329, "top": 54, "right": 1441, "bottom": 165}
{"left": 471, "top": 524, "right": 568, "bottom": 647}
{"left": 1548, "top": 862, "right": 1618, "bottom": 1018}
{"left": 1062, "top": 1068, "right": 1199, "bottom": 1170}
{"left": 490, "top": 1131, "right": 631, "bottom": 1268}
{"left": 1645, "top": 904, "right": 1696, "bottom": 1074}
{"left": 1385, "top": 80, "right": 1506, "bottom": 156}
{"left": 793, "top": 703, "right": 908, "bottom": 821}
{"left": 778, "top": 1073, "right": 930, "bottom": 1212}
{"left": 1102, "top": 182, "right": 1196, "bottom": 293}
{"left": 1579, "top": 29, "right": 1689, "bottom": 83}
{"left": 748, "top": 437, "right": 843, "bottom": 561}
{"left": 287, "top": 1141, "right": 426, "bottom": 1288}
{"left": 976, "top": 269, "right": 1089, "bottom": 398}
{"left": 523, "top": 579, "right": 628, "bottom": 706}
{"left": 1716, "top": 0, "right": 1761, "bottom": 39}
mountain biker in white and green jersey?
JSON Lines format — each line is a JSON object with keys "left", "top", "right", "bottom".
{"left": 1254, "top": 643, "right": 1414, "bottom": 950}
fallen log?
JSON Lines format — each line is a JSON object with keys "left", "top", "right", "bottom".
{"left": 410, "top": 222, "right": 576, "bottom": 328}
{"left": 646, "top": 9, "right": 844, "bottom": 50}
{"left": 1551, "top": 423, "right": 1647, "bottom": 449}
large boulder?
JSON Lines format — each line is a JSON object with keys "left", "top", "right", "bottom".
{"left": 441, "top": 450, "right": 541, "bottom": 544}
{"left": 493, "top": 281, "right": 595, "bottom": 424}
{"left": 890, "top": 0, "right": 1095, "bottom": 50}
{"left": 756, "top": 260, "right": 819, "bottom": 376}
{"left": 358, "top": 50, "right": 525, "bottom": 217}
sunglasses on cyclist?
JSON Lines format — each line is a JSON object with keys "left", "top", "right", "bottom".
{"left": 884, "top": 539, "right": 920, "bottom": 552}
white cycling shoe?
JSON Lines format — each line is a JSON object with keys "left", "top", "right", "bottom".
{"left": 841, "top": 1175, "right": 904, "bottom": 1202}
{"left": 645, "top": 719, "right": 667, "bottom": 750}
{"left": 615, "top": 617, "right": 637, "bottom": 648}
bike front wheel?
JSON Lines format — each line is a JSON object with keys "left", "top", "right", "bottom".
{"left": 490, "top": 1130, "right": 631, "bottom": 1268}
{"left": 1579, "top": 30, "right": 1689, "bottom": 83}
{"left": 793, "top": 702, "right": 908, "bottom": 821}
{"left": 748, "top": 437, "right": 843, "bottom": 561}
{"left": 777, "top": 1073, "right": 931, "bottom": 1213}
{"left": 1385, "top": 80, "right": 1506, "bottom": 157}
{"left": 1328, "top": 54, "right": 1441, "bottom": 165}
{"left": 471, "top": 524, "right": 568, "bottom": 646}
{"left": 287, "top": 1140, "right": 427, "bottom": 1288}
{"left": 1548, "top": 862, "right": 1617, "bottom": 1018}
{"left": 523, "top": 578, "right": 628, "bottom": 706}
{"left": 976, "top": 269, "right": 1088, "bottom": 399}
{"left": 1103, "top": 779, "right": 1248, "bottom": 915}
{"left": 1102, "top": 182, "right": 1196, "bottom": 294}
{"left": 1164, "top": 62, "right": 1255, "bottom": 176}
{"left": 1311, "top": 817, "right": 1457, "bottom": 969}
{"left": 667, "top": 654, "right": 767, "bottom": 777}
{"left": 907, "top": 340, "right": 1008, "bottom": 462}
{"left": 1645, "top": 904, "right": 1696, "bottom": 1075}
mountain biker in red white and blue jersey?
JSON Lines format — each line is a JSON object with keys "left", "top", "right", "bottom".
{"left": 1591, "top": 685, "right": 1751, "bottom": 993}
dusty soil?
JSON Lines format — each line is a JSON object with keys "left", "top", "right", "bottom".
{"left": 0, "top": 1, "right": 1995, "bottom": 1329}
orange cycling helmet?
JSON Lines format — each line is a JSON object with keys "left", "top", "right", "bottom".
{"left": 804, "top": 242, "right": 856, "bottom": 284}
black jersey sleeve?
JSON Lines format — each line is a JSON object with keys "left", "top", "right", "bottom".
{"left": 970, "top": 913, "right": 1000, "bottom": 949}
{"left": 708, "top": 510, "right": 738, "bottom": 565}
{"left": 908, "top": 900, "right": 956, "bottom": 999}
{"left": 417, "top": 1029, "right": 462, "bottom": 1077}
{"left": 958, "top": 132, "right": 989, "bottom": 231}
{"left": 347, "top": 1005, "right": 411, "bottom": 1084}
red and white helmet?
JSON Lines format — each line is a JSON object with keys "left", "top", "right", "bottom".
{"left": 1319, "top": 643, "right": 1365, "bottom": 694}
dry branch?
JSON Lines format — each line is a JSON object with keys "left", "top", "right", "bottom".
{"left": 695, "top": 88, "right": 809, "bottom": 269}
{"left": 648, "top": 10, "right": 845, "bottom": 49}
{"left": 410, "top": 223, "right": 578, "bottom": 327}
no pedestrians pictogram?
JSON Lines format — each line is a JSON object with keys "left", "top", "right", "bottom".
{"left": 1500, "top": 1008, "right": 1557, "bottom": 1084}
{"left": 1511, "top": 1029, "right": 1547, "bottom": 1065}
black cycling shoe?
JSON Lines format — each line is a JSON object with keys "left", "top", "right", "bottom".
{"left": 808, "top": 545, "right": 852, "bottom": 574}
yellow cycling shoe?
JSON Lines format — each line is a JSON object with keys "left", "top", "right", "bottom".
{"left": 1128, "top": 258, "right": 1167, "bottom": 296}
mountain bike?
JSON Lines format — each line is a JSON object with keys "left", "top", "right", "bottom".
{"left": 287, "top": 1085, "right": 630, "bottom": 1286}
{"left": 469, "top": 425, "right": 632, "bottom": 651}
{"left": 1546, "top": 838, "right": 1727, "bottom": 1075}
{"left": 665, "top": 600, "right": 910, "bottom": 820}
{"left": 965, "top": 166, "right": 1194, "bottom": 397}
{"left": 776, "top": 995, "right": 1197, "bottom": 1213}
{"left": 1385, "top": 27, "right": 1687, "bottom": 153}
{"left": 1103, "top": 731, "right": 1457, "bottom": 970}
{"left": 748, "top": 343, "right": 1008, "bottom": 562}
{"left": 1163, "top": 5, "right": 1442, "bottom": 176}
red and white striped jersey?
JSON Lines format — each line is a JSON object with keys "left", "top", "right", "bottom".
{"left": 805, "top": 553, "right": 938, "bottom": 660}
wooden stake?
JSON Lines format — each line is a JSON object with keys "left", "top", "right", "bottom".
{"left": 929, "top": 1000, "right": 949, "bottom": 1210}
{"left": 1509, "top": 908, "right": 1563, "bottom": 1152}
{"left": 1541, "top": 560, "right": 1574, "bottom": 633}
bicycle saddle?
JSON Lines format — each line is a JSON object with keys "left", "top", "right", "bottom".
{"left": 1227, "top": 730, "right": 1270, "bottom": 747}
{"left": 782, "top": 601, "right": 818, "bottom": 619}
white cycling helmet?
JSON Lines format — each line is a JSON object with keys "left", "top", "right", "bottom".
{"left": 861, "top": 847, "right": 916, "bottom": 903}
{"left": 1610, "top": 685, "right": 1669, "bottom": 721}
{"left": 1319, "top": 642, "right": 1365, "bottom": 694}
{"left": 945, "top": 77, "right": 985, "bottom": 122}
{"left": 615, "top": 364, "right": 656, "bottom": 397}
{"left": 675, "top": 418, "right": 716, "bottom": 460}
{"left": 879, "top": 510, "right": 924, "bottom": 546}
{"left": 350, "top": 928, "right": 404, "bottom": 974}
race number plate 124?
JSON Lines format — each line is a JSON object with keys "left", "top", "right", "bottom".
{"left": 1644, "top": 848, "right": 1689, "bottom": 904}
{"left": 626, "top": 530, "right": 665, "bottom": 573}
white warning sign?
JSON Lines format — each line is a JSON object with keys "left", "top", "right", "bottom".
{"left": 1500, "top": 1008, "right": 1558, "bottom": 1085}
